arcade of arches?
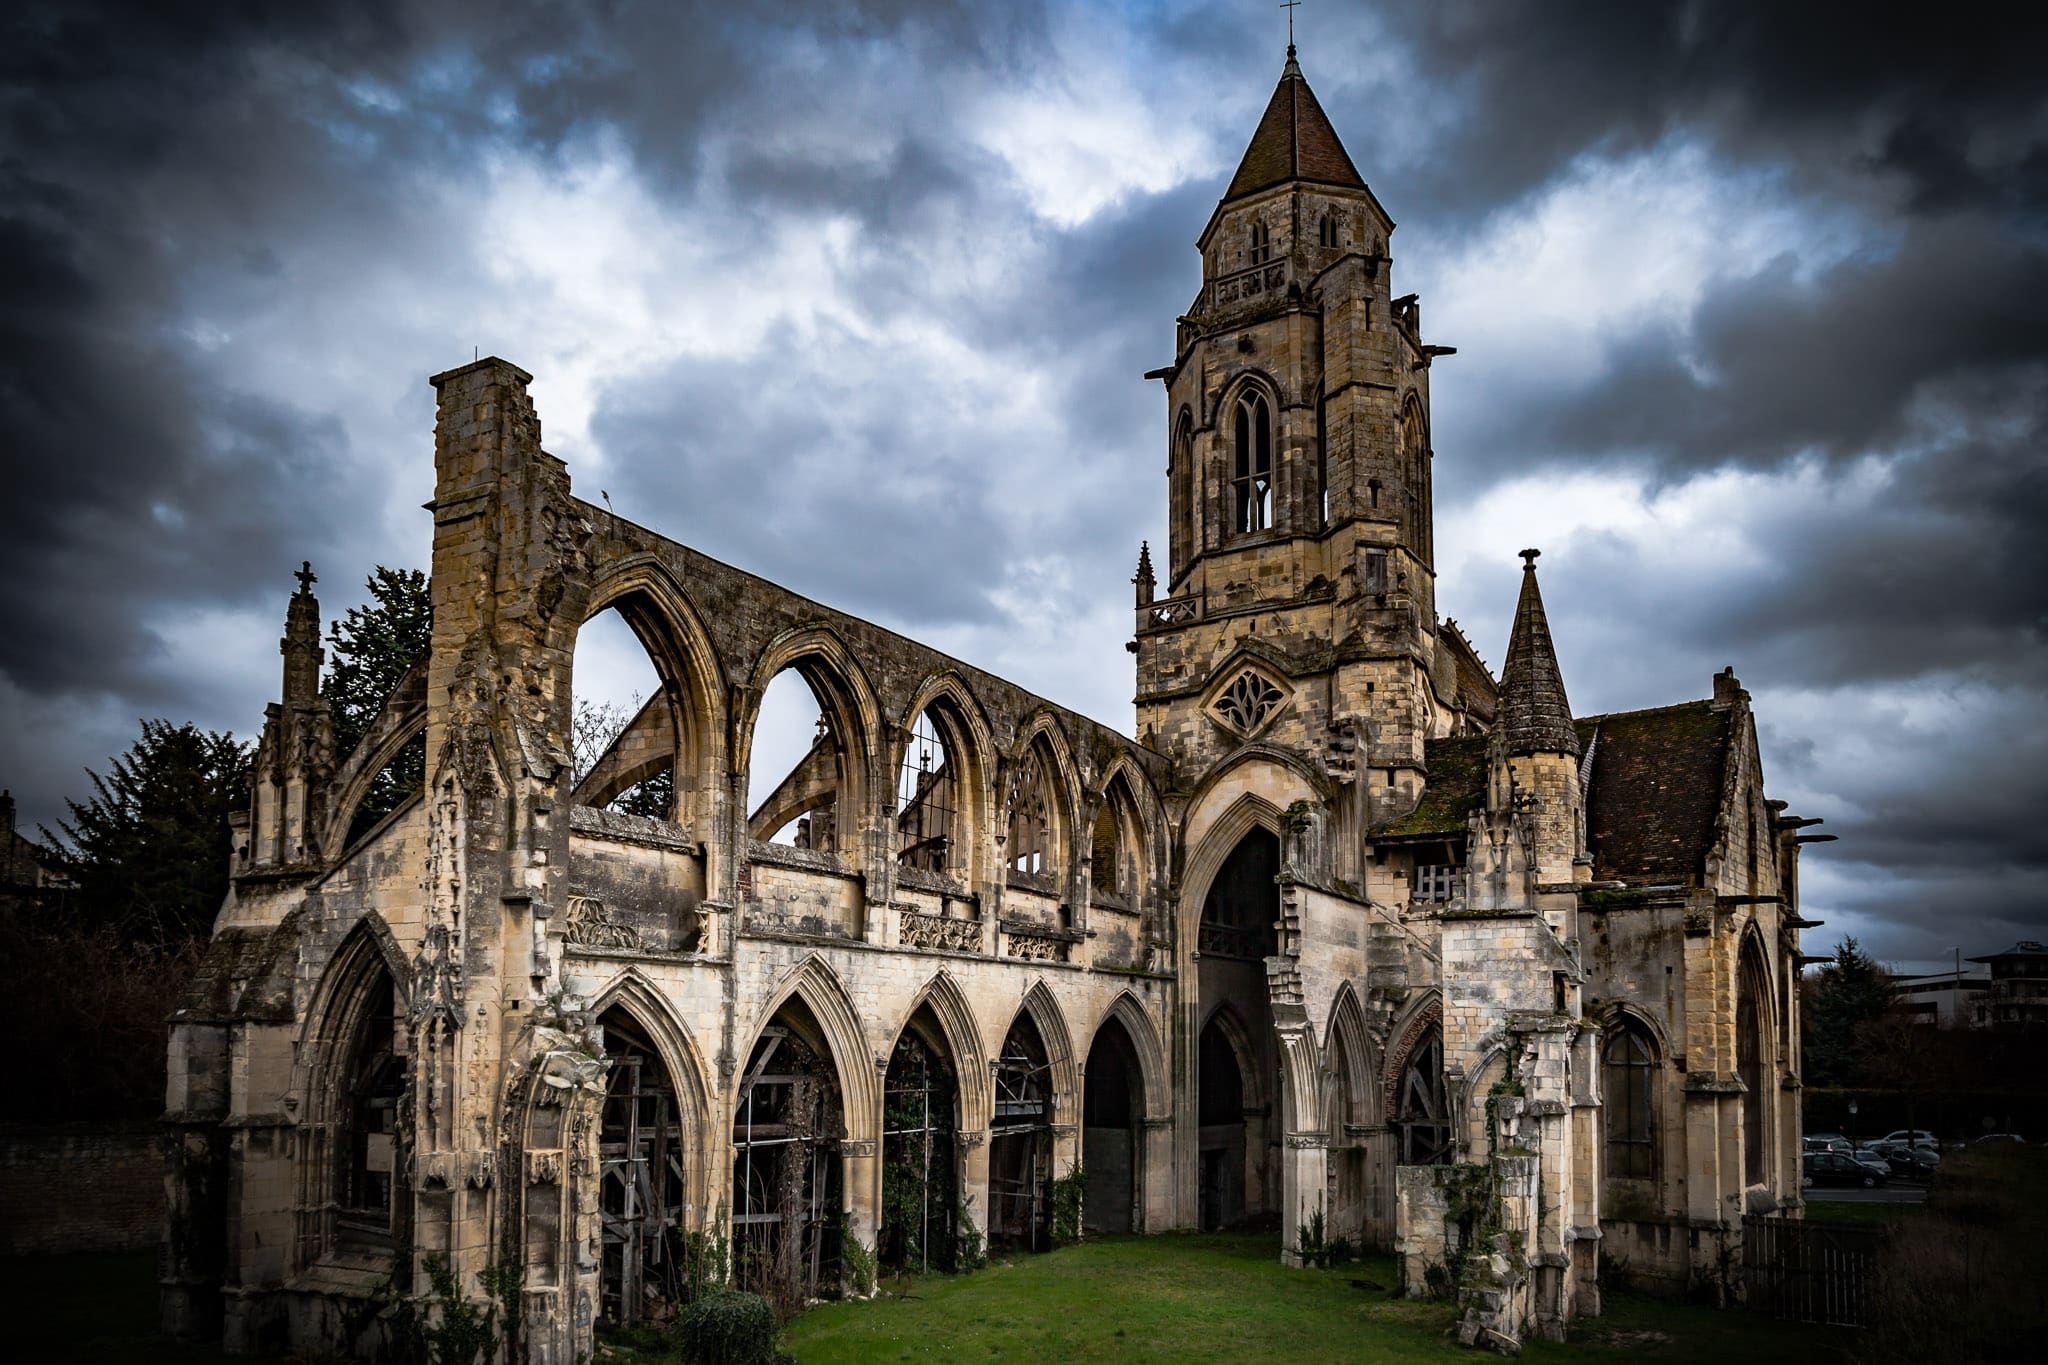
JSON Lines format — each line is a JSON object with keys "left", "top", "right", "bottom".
{"left": 166, "top": 47, "right": 1823, "bottom": 1363}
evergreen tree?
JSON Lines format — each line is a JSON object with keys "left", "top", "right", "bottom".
{"left": 42, "top": 719, "right": 249, "bottom": 943}
{"left": 1801, "top": 937, "right": 1896, "bottom": 1087}
{"left": 324, "top": 567, "right": 431, "bottom": 840}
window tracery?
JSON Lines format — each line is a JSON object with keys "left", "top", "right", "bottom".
{"left": 1209, "top": 667, "right": 1287, "bottom": 737}
{"left": 1006, "top": 742, "right": 1060, "bottom": 877}
{"left": 1232, "top": 390, "right": 1273, "bottom": 534}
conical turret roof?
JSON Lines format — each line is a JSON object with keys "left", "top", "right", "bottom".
{"left": 1222, "top": 48, "right": 1367, "bottom": 202}
{"left": 1498, "top": 550, "right": 1579, "bottom": 757}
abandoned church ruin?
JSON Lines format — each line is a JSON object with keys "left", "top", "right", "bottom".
{"left": 166, "top": 49, "right": 1825, "bottom": 1358}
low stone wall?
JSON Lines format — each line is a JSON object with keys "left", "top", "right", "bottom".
{"left": 0, "top": 1122, "right": 164, "bottom": 1255}
{"left": 1599, "top": 1216, "right": 1723, "bottom": 1298}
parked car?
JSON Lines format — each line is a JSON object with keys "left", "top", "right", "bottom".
{"left": 1975, "top": 1133, "right": 2026, "bottom": 1144}
{"left": 1852, "top": 1147, "right": 1896, "bottom": 1175}
{"left": 1804, "top": 1150, "right": 1887, "bottom": 1188}
{"left": 1884, "top": 1146, "right": 1941, "bottom": 1179}
{"left": 1880, "top": 1129, "right": 1940, "bottom": 1150}
{"left": 1803, "top": 1134, "right": 1854, "bottom": 1155}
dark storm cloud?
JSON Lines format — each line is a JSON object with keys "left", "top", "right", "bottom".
{"left": 1359, "top": 0, "right": 2048, "bottom": 224}
{"left": 3, "top": 0, "right": 2041, "bottom": 969}
{"left": 0, "top": 0, "right": 1052, "bottom": 718}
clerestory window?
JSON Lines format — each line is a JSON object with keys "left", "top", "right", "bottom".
{"left": 1232, "top": 390, "right": 1273, "bottom": 534}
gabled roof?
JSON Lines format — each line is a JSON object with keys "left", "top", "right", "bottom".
{"left": 1222, "top": 49, "right": 1367, "bottom": 203}
{"left": 1581, "top": 701, "right": 1735, "bottom": 886}
{"left": 1370, "top": 697, "right": 1740, "bottom": 886}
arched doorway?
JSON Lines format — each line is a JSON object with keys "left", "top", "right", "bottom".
{"left": 1196, "top": 826, "right": 1281, "bottom": 1226}
{"left": 1197, "top": 1015, "right": 1248, "bottom": 1230}
{"left": 989, "top": 1012, "right": 1054, "bottom": 1251}
{"left": 596, "top": 1007, "right": 688, "bottom": 1327}
{"left": 1083, "top": 1016, "right": 1142, "bottom": 1235}
{"left": 733, "top": 999, "right": 845, "bottom": 1307}
{"left": 1393, "top": 1025, "right": 1450, "bottom": 1166}
{"left": 880, "top": 1005, "right": 963, "bottom": 1273}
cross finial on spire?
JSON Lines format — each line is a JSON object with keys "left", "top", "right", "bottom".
{"left": 1519, "top": 547, "right": 1541, "bottom": 570}
{"left": 1281, "top": 0, "right": 1300, "bottom": 52}
{"left": 294, "top": 560, "right": 317, "bottom": 594}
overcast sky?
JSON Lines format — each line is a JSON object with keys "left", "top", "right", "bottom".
{"left": 4, "top": 1, "right": 2043, "bottom": 973}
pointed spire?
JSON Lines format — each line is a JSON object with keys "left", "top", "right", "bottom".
{"left": 1133, "top": 540, "right": 1156, "bottom": 606}
{"left": 281, "top": 560, "right": 324, "bottom": 705}
{"left": 1498, "top": 549, "right": 1578, "bottom": 757}
{"left": 1222, "top": 49, "right": 1366, "bottom": 203}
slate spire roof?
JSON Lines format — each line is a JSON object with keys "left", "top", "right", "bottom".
{"left": 1222, "top": 47, "right": 1367, "bottom": 202}
{"left": 1498, "top": 549, "right": 1580, "bottom": 757}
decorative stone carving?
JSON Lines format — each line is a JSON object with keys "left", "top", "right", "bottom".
{"left": 898, "top": 909, "right": 980, "bottom": 953}
{"left": 1209, "top": 667, "right": 1288, "bottom": 737}
{"left": 564, "top": 894, "right": 639, "bottom": 949}
{"left": 1004, "top": 929, "right": 1069, "bottom": 963}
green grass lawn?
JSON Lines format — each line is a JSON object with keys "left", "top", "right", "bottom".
{"left": 601, "top": 1233, "right": 1854, "bottom": 1365}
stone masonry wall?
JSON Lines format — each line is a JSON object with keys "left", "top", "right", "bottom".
{"left": 0, "top": 1123, "right": 164, "bottom": 1254}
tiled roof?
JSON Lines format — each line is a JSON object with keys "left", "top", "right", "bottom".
{"left": 1223, "top": 51, "right": 1367, "bottom": 202}
{"left": 1582, "top": 701, "right": 1734, "bottom": 885}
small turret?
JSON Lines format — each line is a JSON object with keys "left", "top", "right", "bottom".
{"left": 282, "top": 561, "right": 324, "bottom": 703}
{"left": 1498, "top": 549, "right": 1579, "bottom": 758}
{"left": 1133, "top": 541, "right": 1156, "bottom": 607}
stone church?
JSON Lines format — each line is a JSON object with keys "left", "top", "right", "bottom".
{"left": 165, "top": 49, "right": 1824, "bottom": 1359}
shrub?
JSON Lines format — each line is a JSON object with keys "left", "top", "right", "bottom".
{"left": 1050, "top": 1165, "right": 1087, "bottom": 1247}
{"left": 672, "top": 1289, "right": 785, "bottom": 1365}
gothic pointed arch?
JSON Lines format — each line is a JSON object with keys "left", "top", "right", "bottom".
{"left": 1326, "top": 981, "right": 1382, "bottom": 1130}
{"left": 1005, "top": 714, "right": 1081, "bottom": 885}
{"left": 1737, "top": 930, "right": 1776, "bottom": 1186}
{"left": 579, "top": 556, "right": 731, "bottom": 826}
{"left": 893, "top": 970, "right": 990, "bottom": 1132}
{"left": 294, "top": 914, "right": 415, "bottom": 1265}
{"left": 1010, "top": 980, "right": 1080, "bottom": 1121}
{"left": 896, "top": 670, "right": 997, "bottom": 882}
{"left": 1093, "top": 991, "right": 1170, "bottom": 1120}
{"left": 1200, "top": 1000, "right": 1268, "bottom": 1115}
{"left": 588, "top": 968, "right": 715, "bottom": 1138}
{"left": 747, "top": 955, "right": 879, "bottom": 1142}
{"left": 741, "top": 626, "right": 883, "bottom": 851}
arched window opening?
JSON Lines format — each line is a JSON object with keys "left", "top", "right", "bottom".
{"left": 747, "top": 668, "right": 839, "bottom": 850}
{"left": 989, "top": 1012, "right": 1054, "bottom": 1252}
{"left": 732, "top": 1002, "right": 844, "bottom": 1309}
{"left": 1083, "top": 1017, "right": 1142, "bottom": 1235}
{"left": 335, "top": 970, "right": 407, "bottom": 1244}
{"left": 1319, "top": 212, "right": 1340, "bottom": 248}
{"left": 1232, "top": 390, "right": 1274, "bottom": 534}
{"left": 880, "top": 1006, "right": 964, "bottom": 1273}
{"left": 572, "top": 607, "right": 679, "bottom": 822}
{"left": 1200, "top": 827, "right": 1279, "bottom": 960}
{"left": 1197, "top": 1017, "right": 1247, "bottom": 1230}
{"left": 1394, "top": 1025, "right": 1450, "bottom": 1166}
{"left": 1248, "top": 219, "right": 1271, "bottom": 264}
{"left": 1005, "top": 740, "right": 1062, "bottom": 883}
{"left": 1401, "top": 403, "right": 1432, "bottom": 565}
{"left": 1739, "top": 954, "right": 1768, "bottom": 1183}
{"left": 1171, "top": 412, "right": 1193, "bottom": 561}
{"left": 1089, "top": 776, "right": 1141, "bottom": 906}
{"left": 896, "top": 707, "right": 959, "bottom": 876}
{"left": 597, "top": 1007, "right": 689, "bottom": 1327}
{"left": 1602, "top": 1024, "right": 1657, "bottom": 1182}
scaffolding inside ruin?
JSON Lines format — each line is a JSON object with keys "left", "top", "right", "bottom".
{"left": 732, "top": 1024, "right": 843, "bottom": 1304}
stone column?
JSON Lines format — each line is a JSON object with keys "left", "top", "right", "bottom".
{"left": 1279, "top": 1134, "right": 1329, "bottom": 1265}
{"left": 959, "top": 1130, "right": 991, "bottom": 1248}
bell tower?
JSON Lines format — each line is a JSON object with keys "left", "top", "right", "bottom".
{"left": 1135, "top": 47, "right": 1460, "bottom": 810}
